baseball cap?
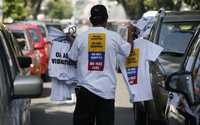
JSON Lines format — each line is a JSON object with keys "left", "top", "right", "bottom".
{"left": 90, "top": 5, "right": 108, "bottom": 20}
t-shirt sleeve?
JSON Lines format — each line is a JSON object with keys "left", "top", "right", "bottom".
{"left": 116, "top": 34, "right": 131, "bottom": 57}
{"left": 67, "top": 35, "right": 80, "bottom": 61}
{"left": 146, "top": 40, "right": 163, "bottom": 61}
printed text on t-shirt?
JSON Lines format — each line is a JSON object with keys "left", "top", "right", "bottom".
{"left": 125, "top": 48, "right": 140, "bottom": 85}
{"left": 88, "top": 33, "right": 105, "bottom": 71}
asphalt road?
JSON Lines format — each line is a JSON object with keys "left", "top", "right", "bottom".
{"left": 30, "top": 74, "right": 134, "bottom": 125}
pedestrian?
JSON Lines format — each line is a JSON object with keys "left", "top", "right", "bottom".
{"left": 48, "top": 26, "right": 77, "bottom": 104}
{"left": 118, "top": 24, "right": 163, "bottom": 125}
{"left": 67, "top": 4, "right": 133, "bottom": 125}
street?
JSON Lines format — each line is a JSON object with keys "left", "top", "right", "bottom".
{"left": 30, "top": 73, "right": 134, "bottom": 125}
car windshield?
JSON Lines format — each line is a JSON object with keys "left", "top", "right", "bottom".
{"left": 28, "top": 29, "right": 40, "bottom": 43}
{"left": 158, "top": 22, "right": 199, "bottom": 55}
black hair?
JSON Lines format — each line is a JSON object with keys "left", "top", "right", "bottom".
{"left": 89, "top": 16, "right": 108, "bottom": 26}
{"left": 89, "top": 5, "right": 108, "bottom": 26}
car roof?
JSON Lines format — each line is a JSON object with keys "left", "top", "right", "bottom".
{"left": 6, "top": 23, "right": 40, "bottom": 31}
{"left": 162, "top": 11, "right": 200, "bottom": 22}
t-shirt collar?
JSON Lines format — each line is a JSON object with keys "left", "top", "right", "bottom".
{"left": 89, "top": 27, "right": 105, "bottom": 30}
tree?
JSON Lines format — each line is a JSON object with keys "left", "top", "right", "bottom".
{"left": 184, "top": 0, "right": 200, "bottom": 9}
{"left": 45, "top": 0, "right": 73, "bottom": 19}
{"left": 3, "top": 0, "right": 44, "bottom": 20}
{"left": 27, "top": 0, "right": 44, "bottom": 19}
{"left": 114, "top": 0, "right": 198, "bottom": 19}
{"left": 3, "top": 0, "right": 30, "bottom": 20}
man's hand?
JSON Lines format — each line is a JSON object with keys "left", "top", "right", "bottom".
{"left": 66, "top": 33, "right": 75, "bottom": 46}
{"left": 127, "top": 24, "right": 137, "bottom": 43}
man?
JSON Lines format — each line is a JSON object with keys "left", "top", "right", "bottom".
{"left": 118, "top": 29, "right": 163, "bottom": 124}
{"left": 68, "top": 4, "right": 133, "bottom": 125}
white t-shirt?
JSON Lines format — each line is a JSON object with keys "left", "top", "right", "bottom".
{"left": 48, "top": 27, "right": 77, "bottom": 82}
{"left": 68, "top": 27, "right": 131, "bottom": 99}
{"left": 119, "top": 38, "right": 163, "bottom": 102}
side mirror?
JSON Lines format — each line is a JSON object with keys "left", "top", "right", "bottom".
{"left": 13, "top": 75, "right": 43, "bottom": 98}
{"left": 165, "top": 71, "right": 194, "bottom": 105}
{"left": 17, "top": 56, "right": 32, "bottom": 68}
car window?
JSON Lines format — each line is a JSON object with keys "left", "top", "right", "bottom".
{"left": 28, "top": 29, "right": 40, "bottom": 43}
{"left": 12, "top": 30, "right": 30, "bottom": 51}
{"left": 158, "top": 22, "right": 198, "bottom": 54}
{"left": 8, "top": 32, "right": 23, "bottom": 56}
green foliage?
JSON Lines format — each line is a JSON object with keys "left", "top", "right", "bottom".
{"left": 184, "top": 0, "right": 200, "bottom": 9}
{"left": 116, "top": 0, "right": 199, "bottom": 19}
{"left": 3, "top": 0, "right": 30, "bottom": 20}
{"left": 45, "top": 0, "right": 73, "bottom": 19}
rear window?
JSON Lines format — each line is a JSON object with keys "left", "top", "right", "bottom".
{"left": 158, "top": 22, "right": 199, "bottom": 54}
{"left": 28, "top": 29, "right": 40, "bottom": 43}
{"left": 12, "top": 31, "right": 26, "bottom": 41}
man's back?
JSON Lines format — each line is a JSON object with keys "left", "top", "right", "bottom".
{"left": 68, "top": 26, "right": 130, "bottom": 99}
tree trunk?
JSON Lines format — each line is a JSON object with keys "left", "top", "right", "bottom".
{"left": 136, "top": 0, "right": 144, "bottom": 18}
{"left": 33, "top": 0, "right": 43, "bottom": 19}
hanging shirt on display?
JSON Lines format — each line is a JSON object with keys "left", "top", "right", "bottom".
{"left": 119, "top": 38, "right": 163, "bottom": 102}
{"left": 48, "top": 27, "right": 77, "bottom": 82}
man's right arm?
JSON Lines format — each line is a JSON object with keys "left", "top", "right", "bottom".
{"left": 117, "top": 24, "right": 137, "bottom": 57}
{"left": 67, "top": 35, "right": 80, "bottom": 63}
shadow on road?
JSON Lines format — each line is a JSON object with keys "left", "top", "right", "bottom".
{"left": 115, "top": 107, "right": 134, "bottom": 125}
{"left": 31, "top": 108, "right": 73, "bottom": 125}
{"left": 31, "top": 104, "right": 134, "bottom": 125}
{"left": 39, "top": 87, "right": 51, "bottom": 98}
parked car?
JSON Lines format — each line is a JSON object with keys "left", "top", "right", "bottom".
{"left": 7, "top": 23, "right": 49, "bottom": 80}
{"left": 165, "top": 26, "right": 200, "bottom": 125}
{"left": 133, "top": 10, "right": 200, "bottom": 124}
{"left": 17, "top": 20, "right": 48, "bottom": 39}
{"left": 0, "top": 23, "right": 42, "bottom": 125}
{"left": 17, "top": 20, "right": 51, "bottom": 65}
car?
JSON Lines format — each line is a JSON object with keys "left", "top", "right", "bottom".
{"left": 165, "top": 26, "right": 200, "bottom": 125}
{"left": 0, "top": 23, "right": 42, "bottom": 125}
{"left": 17, "top": 20, "right": 49, "bottom": 39}
{"left": 17, "top": 20, "right": 51, "bottom": 57}
{"left": 7, "top": 23, "right": 49, "bottom": 80}
{"left": 133, "top": 10, "right": 200, "bottom": 124}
